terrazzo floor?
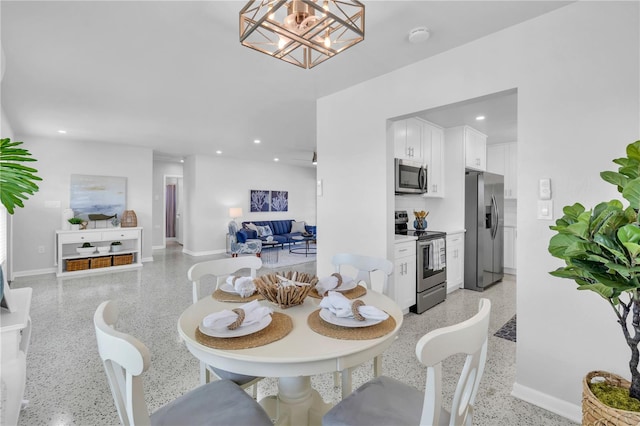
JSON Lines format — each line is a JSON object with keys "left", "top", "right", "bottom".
{"left": 11, "top": 242, "right": 577, "bottom": 425}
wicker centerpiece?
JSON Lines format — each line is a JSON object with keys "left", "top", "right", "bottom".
{"left": 253, "top": 271, "right": 318, "bottom": 309}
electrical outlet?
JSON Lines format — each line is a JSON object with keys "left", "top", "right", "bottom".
{"left": 37, "top": 245, "right": 45, "bottom": 254}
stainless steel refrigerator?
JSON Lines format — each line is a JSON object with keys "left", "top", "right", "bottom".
{"left": 464, "top": 171, "right": 504, "bottom": 291}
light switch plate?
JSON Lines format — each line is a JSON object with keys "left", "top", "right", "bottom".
{"left": 538, "top": 200, "right": 553, "bottom": 220}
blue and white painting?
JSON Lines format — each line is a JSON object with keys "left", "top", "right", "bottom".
{"left": 70, "top": 175, "right": 127, "bottom": 220}
{"left": 250, "top": 190, "right": 270, "bottom": 212}
{"left": 270, "top": 191, "right": 288, "bottom": 212}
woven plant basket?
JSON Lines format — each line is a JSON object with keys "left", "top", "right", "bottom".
{"left": 583, "top": 370, "right": 640, "bottom": 425}
{"left": 121, "top": 210, "right": 137, "bottom": 227}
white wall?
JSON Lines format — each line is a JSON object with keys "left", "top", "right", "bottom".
{"left": 152, "top": 159, "right": 183, "bottom": 248}
{"left": 9, "top": 137, "right": 154, "bottom": 276}
{"left": 182, "top": 154, "right": 316, "bottom": 256}
{"left": 317, "top": 1, "right": 639, "bottom": 422}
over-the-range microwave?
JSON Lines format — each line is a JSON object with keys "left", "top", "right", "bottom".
{"left": 395, "top": 158, "right": 427, "bottom": 194}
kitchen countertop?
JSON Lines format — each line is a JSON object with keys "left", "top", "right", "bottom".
{"left": 394, "top": 234, "right": 418, "bottom": 243}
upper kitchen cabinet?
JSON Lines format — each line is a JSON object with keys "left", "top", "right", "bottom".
{"left": 393, "top": 118, "right": 423, "bottom": 162}
{"left": 419, "top": 119, "right": 445, "bottom": 198}
{"left": 464, "top": 126, "right": 487, "bottom": 171}
{"left": 444, "top": 125, "right": 487, "bottom": 172}
{"left": 487, "top": 142, "right": 518, "bottom": 199}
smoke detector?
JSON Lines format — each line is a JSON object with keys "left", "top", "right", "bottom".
{"left": 408, "top": 27, "right": 430, "bottom": 44}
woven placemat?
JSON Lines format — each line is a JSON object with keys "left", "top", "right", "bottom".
{"left": 308, "top": 285, "right": 367, "bottom": 300}
{"left": 195, "top": 312, "right": 293, "bottom": 350}
{"left": 307, "top": 309, "right": 396, "bottom": 340}
{"left": 211, "top": 289, "right": 264, "bottom": 303}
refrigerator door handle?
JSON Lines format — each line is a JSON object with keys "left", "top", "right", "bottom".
{"left": 491, "top": 194, "right": 499, "bottom": 239}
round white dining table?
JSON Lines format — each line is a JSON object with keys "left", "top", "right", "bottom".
{"left": 177, "top": 289, "right": 403, "bottom": 426}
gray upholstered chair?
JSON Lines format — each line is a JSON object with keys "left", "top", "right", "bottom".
{"left": 187, "top": 257, "right": 264, "bottom": 397}
{"left": 93, "top": 300, "right": 272, "bottom": 426}
{"left": 323, "top": 298, "right": 492, "bottom": 426}
{"left": 228, "top": 221, "right": 262, "bottom": 257}
{"left": 331, "top": 253, "right": 394, "bottom": 398}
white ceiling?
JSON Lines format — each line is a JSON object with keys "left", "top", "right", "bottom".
{"left": 1, "top": 1, "right": 570, "bottom": 166}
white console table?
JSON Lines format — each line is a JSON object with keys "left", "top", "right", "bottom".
{"left": 1, "top": 287, "right": 32, "bottom": 426}
{"left": 55, "top": 227, "right": 143, "bottom": 277}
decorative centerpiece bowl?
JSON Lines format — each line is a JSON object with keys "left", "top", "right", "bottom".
{"left": 76, "top": 246, "right": 95, "bottom": 254}
{"left": 253, "top": 271, "right": 318, "bottom": 309}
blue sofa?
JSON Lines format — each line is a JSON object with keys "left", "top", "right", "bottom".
{"left": 237, "top": 220, "right": 316, "bottom": 247}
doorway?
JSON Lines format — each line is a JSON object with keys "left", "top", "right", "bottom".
{"left": 164, "top": 175, "right": 183, "bottom": 247}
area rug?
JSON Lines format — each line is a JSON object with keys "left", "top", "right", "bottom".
{"left": 262, "top": 248, "right": 316, "bottom": 269}
{"left": 494, "top": 315, "right": 516, "bottom": 342}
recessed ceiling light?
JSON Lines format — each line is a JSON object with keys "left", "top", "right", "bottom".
{"left": 475, "top": 116, "right": 485, "bottom": 121}
{"left": 180, "top": 159, "right": 184, "bottom": 163}
{"left": 254, "top": 139, "right": 261, "bottom": 144}
{"left": 216, "top": 150, "right": 222, "bottom": 154}
{"left": 57, "top": 130, "right": 67, "bottom": 134}
{"left": 274, "top": 157, "right": 279, "bottom": 162}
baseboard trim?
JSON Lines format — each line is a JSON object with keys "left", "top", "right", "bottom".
{"left": 12, "top": 267, "right": 57, "bottom": 279}
{"left": 152, "top": 245, "right": 165, "bottom": 250}
{"left": 511, "top": 382, "right": 581, "bottom": 423}
{"left": 182, "top": 248, "right": 227, "bottom": 257}
{"left": 142, "top": 257, "right": 154, "bottom": 263}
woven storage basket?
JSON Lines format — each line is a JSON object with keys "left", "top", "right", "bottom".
{"left": 121, "top": 210, "right": 137, "bottom": 227}
{"left": 583, "top": 370, "right": 640, "bottom": 425}
{"left": 66, "top": 258, "right": 89, "bottom": 272}
{"left": 113, "top": 253, "right": 134, "bottom": 266}
{"left": 253, "top": 271, "right": 318, "bottom": 309}
{"left": 90, "top": 256, "right": 112, "bottom": 269}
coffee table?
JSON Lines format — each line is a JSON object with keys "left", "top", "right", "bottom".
{"left": 261, "top": 241, "right": 280, "bottom": 264}
{"left": 289, "top": 235, "right": 316, "bottom": 256}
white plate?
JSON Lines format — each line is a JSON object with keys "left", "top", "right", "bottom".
{"left": 319, "top": 308, "right": 383, "bottom": 328}
{"left": 333, "top": 280, "right": 357, "bottom": 292}
{"left": 199, "top": 315, "right": 272, "bottom": 338}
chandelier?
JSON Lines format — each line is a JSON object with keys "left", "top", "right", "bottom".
{"left": 239, "top": 0, "right": 365, "bottom": 69}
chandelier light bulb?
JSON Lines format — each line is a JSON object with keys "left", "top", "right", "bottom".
{"left": 324, "top": 34, "right": 331, "bottom": 48}
{"left": 278, "top": 37, "right": 287, "bottom": 50}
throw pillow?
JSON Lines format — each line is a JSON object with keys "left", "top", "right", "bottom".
{"left": 256, "top": 225, "right": 273, "bottom": 237}
{"left": 291, "top": 220, "right": 306, "bottom": 233}
{"left": 245, "top": 222, "right": 258, "bottom": 232}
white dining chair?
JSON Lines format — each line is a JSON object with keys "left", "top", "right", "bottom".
{"left": 187, "top": 256, "right": 264, "bottom": 396}
{"left": 331, "top": 253, "right": 394, "bottom": 398}
{"left": 93, "top": 300, "right": 273, "bottom": 426}
{"left": 323, "top": 298, "right": 492, "bottom": 426}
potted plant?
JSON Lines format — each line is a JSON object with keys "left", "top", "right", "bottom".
{"left": 68, "top": 217, "right": 83, "bottom": 231}
{"left": 0, "top": 138, "right": 42, "bottom": 214}
{"left": 548, "top": 140, "right": 640, "bottom": 423}
{"left": 110, "top": 241, "right": 122, "bottom": 252}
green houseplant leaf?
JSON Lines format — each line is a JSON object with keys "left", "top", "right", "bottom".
{"left": 0, "top": 138, "right": 42, "bottom": 214}
{"left": 549, "top": 140, "right": 640, "bottom": 404}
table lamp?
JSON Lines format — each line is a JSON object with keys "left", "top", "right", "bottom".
{"left": 229, "top": 207, "right": 243, "bottom": 221}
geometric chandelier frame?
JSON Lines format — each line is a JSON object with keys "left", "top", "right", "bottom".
{"left": 240, "top": 0, "right": 365, "bottom": 69}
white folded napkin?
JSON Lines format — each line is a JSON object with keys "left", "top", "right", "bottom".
{"left": 202, "top": 300, "right": 273, "bottom": 330}
{"left": 319, "top": 291, "right": 389, "bottom": 321}
{"left": 225, "top": 275, "right": 256, "bottom": 298}
{"left": 315, "top": 274, "right": 354, "bottom": 296}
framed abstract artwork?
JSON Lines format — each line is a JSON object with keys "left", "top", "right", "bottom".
{"left": 70, "top": 174, "right": 127, "bottom": 220}
{"left": 250, "top": 190, "right": 270, "bottom": 212}
{"left": 271, "top": 190, "right": 288, "bottom": 212}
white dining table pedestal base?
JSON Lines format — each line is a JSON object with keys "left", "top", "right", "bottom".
{"left": 260, "top": 376, "right": 332, "bottom": 426}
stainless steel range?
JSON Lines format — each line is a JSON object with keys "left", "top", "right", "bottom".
{"left": 395, "top": 210, "right": 447, "bottom": 313}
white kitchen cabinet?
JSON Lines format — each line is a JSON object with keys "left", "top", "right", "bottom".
{"left": 394, "top": 240, "right": 416, "bottom": 312}
{"left": 55, "top": 227, "right": 143, "bottom": 277}
{"left": 393, "top": 118, "right": 423, "bottom": 162}
{"left": 504, "top": 226, "right": 517, "bottom": 273}
{"left": 446, "top": 231, "right": 464, "bottom": 293}
{"left": 420, "top": 119, "right": 445, "bottom": 198}
{"left": 464, "top": 126, "right": 487, "bottom": 171}
{"left": 487, "top": 142, "right": 518, "bottom": 199}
